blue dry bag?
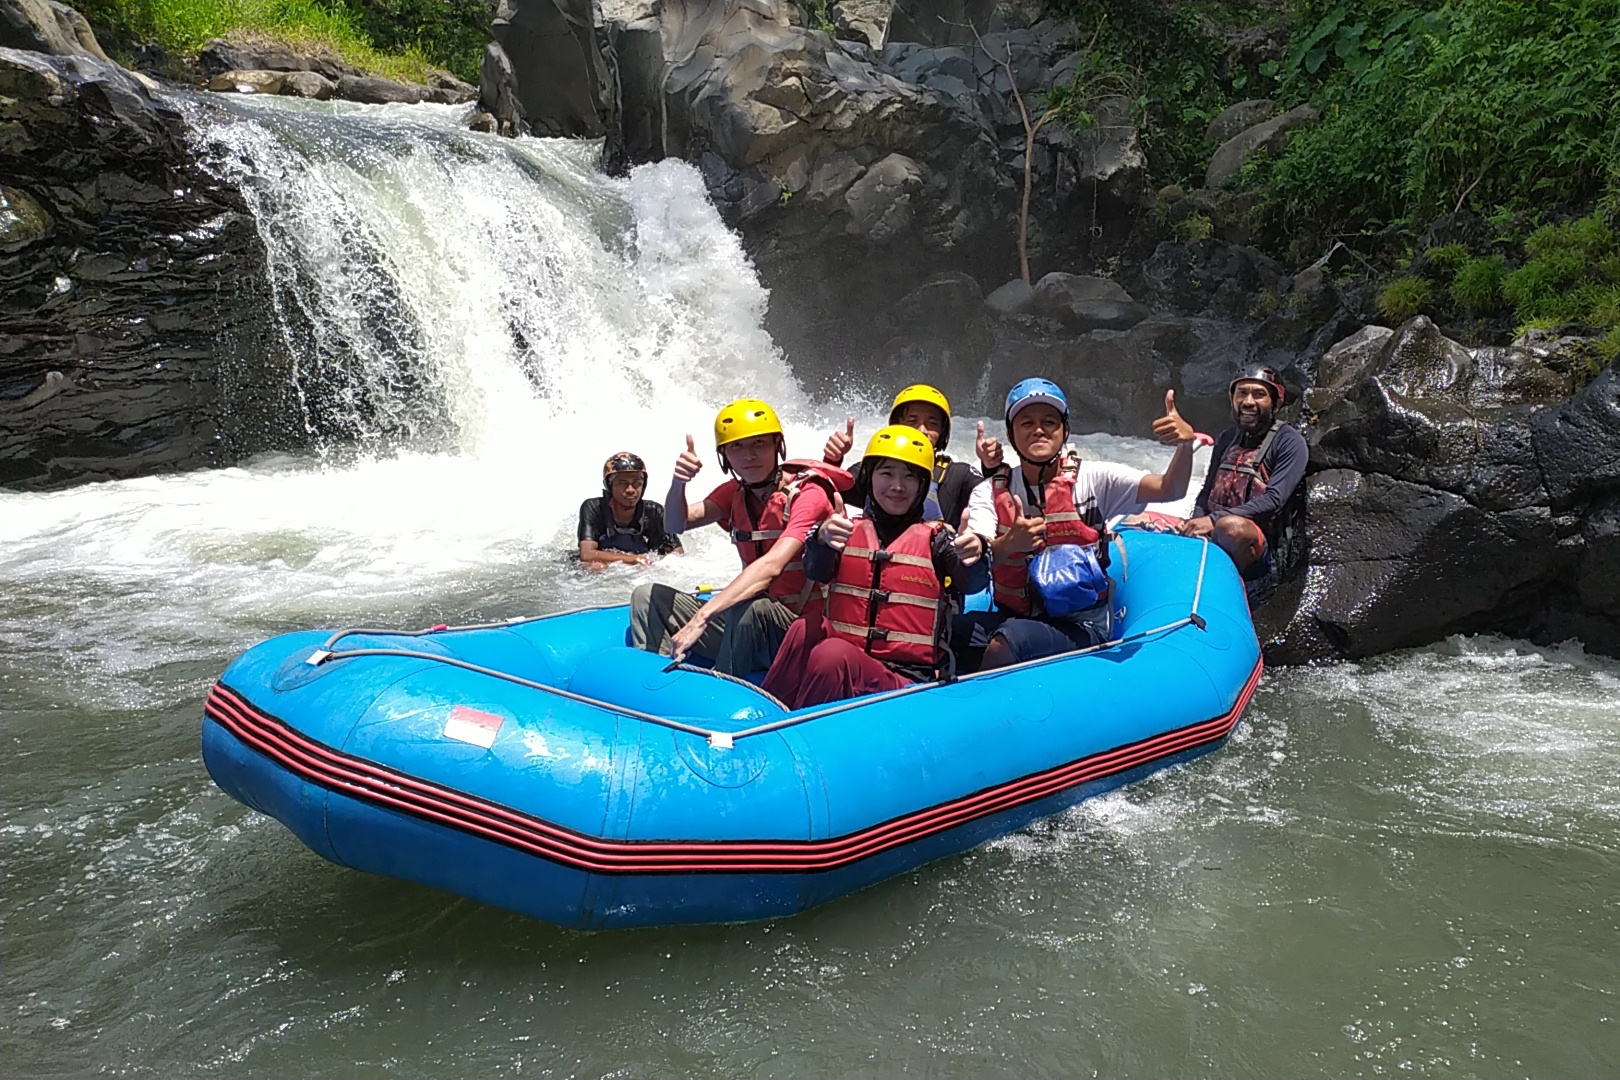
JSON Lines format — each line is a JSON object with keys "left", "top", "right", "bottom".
{"left": 1029, "top": 544, "right": 1110, "bottom": 618}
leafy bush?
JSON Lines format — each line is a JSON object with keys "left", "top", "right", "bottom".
{"left": 1426, "top": 242, "right": 1470, "bottom": 272}
{"left": 1254, "top": 0, "right": 1620, "bottom": 242}
{"left": 1599, "top": 327, "right": 1620, "bottom": 364}
{"left": 1174, "top": 211, "right": 1214, "bottom": 243}
{"left": 1378, "top": 276, "right": 1432, "bottom": 321}
{"left": 342, "top": 0, "right": 491, "bottom": 83}
{"left": 1451, "top": 255, "right": 1507, "bottom": 312}
{"left": 1504, "top": 250, "right": 1591, "bottom": 318}
{"left": 1054, "top": 2, "right": 1269, "bottom": 187}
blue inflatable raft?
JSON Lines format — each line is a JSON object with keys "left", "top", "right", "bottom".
{"left": 202, "top": 530, "right": 1261, "bottom": 929}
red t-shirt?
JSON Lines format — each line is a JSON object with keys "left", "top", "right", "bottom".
{"left": 704, "top": 478, "right": 835, "bottom": 547}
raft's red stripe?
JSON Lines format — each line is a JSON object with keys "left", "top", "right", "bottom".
{"left": 208, "top": 679, "right": 1245, "bottom": 863}
{"left": 205, "top": 659, "right": 1261, "bottom": 874}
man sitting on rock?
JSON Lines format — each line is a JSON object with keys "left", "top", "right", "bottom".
{"left": 1175, "top": 365, "right": 1307, "bottom": 596}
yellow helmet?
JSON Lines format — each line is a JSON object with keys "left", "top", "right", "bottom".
{"left": 889, "top": 384, "right": 952, "bottom": 450}
{"left": 864, "top": 424, "right": 936, "bottom": 473}
{"left": 713, "top": 398, "right": 784, "bottom": 448}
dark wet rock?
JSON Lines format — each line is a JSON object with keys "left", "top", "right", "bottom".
{"left": 976, "top": 314, "right": 1250, "bottom": 437}
{"left": 1205, "top": 103, "right": 1319, "bottom": 189}
{"left": 481, "top": 0, "right": 617, "bottom": 138}
{"left": 1, "top": 0, "right": 107, "bottom": 59}
{"left": 888, "top": 0, "right": 996, "bottom": 46}
{"left": 1, "top": 47, "right": 295, "bottom": 489}
{"left": 1136, "top": 238, "right": 1287, "bottom": 320}
{"left": 1030, "top": 272, "right": 1150, "bottom": 332}
{"left": 335, "top": 72, "right": 428, "bottom": 105}
{"left": 1262, "top": 319, "right": 1620, "bottom": 663}
{"left": 198, "top": 38, "right": 353, "bottom": 80}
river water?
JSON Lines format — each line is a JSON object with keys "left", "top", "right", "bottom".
{"left": 2, "top": 97, "right": 1617, "bottom": 1078}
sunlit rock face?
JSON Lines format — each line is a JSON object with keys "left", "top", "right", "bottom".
{"left": 1260, "top": 317, "right": 1620, "bottom": 662}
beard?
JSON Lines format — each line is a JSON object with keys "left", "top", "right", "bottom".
{"left": 1233, "top": 401, "right": 1274, "bottom": 434}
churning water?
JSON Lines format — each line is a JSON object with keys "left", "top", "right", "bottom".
{"left": 2, "top": 97, "right": 1616, "bottom": 1078}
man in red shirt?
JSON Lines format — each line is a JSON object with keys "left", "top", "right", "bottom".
{"left": 629, "top": 399, "right": 848, "bottom": 675}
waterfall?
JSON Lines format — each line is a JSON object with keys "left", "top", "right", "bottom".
{"left": 179, "top": 94, "right": 813, "bottom": 461}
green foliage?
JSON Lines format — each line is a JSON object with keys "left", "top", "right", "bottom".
{"left": 76, "top": 0, "right": 482, "bottom": 82}
{"left": 1053, "top": 2, "right": 1274, "bottom": 187}
{"left": 1378, "top": 275, "right": 1432, "bottom": 321}
{"left": 1450, "top": 255, "right": 1507, "bottom": 312}
{"left": 1495, "top": 212, "right": 1620, "bottom": 339}
{"left": 1426, "top": 242, "right": 1469, "bottom": 272}
{"left": 1252, "top": 0, "right": 1620, "bottom": 243}
{"left": 1599, "top": 327, "right": 1620, "bottom": 364}
{"left": 1174, "top": 211, "right": 1214, "bottom": 243}
{"left": 342, "top": 0, "right": 491, "bottom": 83}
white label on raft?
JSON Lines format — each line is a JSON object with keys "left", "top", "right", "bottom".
{"left": 443, "top": 706, "right": 505, "bottom": 749}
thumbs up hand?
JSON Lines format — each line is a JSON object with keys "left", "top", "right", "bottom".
{"left": 951, "top": 507, "right": 984, "bottom": 565}
{"left": 994, "top": 494, "right": 1046, "bottom": 557}
{"left": 1152, "top": 389, "right": 1195, "bottom": 446}
{"left": 975, "top": 420, "right": 1004, "bottom": 471}
{"left": 823, "top": 416, "right": 856, "bottom": 465}
{"left": 673, "top": 434, "right": 704, "bottom": 483}
{"left": 820, "top": 510, "right": 855, "bottom": 552}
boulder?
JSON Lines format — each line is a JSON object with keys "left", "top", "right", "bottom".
{"left": 832, "top": 0, "right": 891, "bottom": 50}
{"left": 984, "top": 276, "right": 1034, "bottom": 316}
{"left": 1205, "top": 98, "right": 1273, "bottom": 144}
{"left": 207, "top": 69, "right": 286, "bottom": 94}
{"left": 1, "top": 47, "right": 291, "bottom": 489}
{"left": 1260, "top": 318, "right": 1620, "bottom": 663}
{"left": 197, "top": 38, "right": 352, "bottom": 81}
{"left": 1136, "top": 238, "right": 1287, "bottom": 319}
{"left": 0, "top": 0, "right": 108, "bottom": 59}
{"left": 1029, "top": 272, "right": 1150, "bottom": 332}
{"left": 871, "top": 272, "right": 992, "bottom": 398}
{"left": 335, "top": 73, "right": 427, "bottom": 104}
{"left": 1205, "top": 103, "right": 1319, "bottom": 189}
{"left": 481, "top": 0, "right": 617, "bottom": 138}
{"left": 278, "top": 70, "right": 335, "bottom": 99}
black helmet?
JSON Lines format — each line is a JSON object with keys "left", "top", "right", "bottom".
{"left": 1228, "top": 365, "right": 1284, "bottom": 405}
{"left": 602, "top": 451, "right": 647, "bottom": 493}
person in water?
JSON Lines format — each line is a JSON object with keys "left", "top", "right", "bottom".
{"left": 961, "top": 378, "right": 1197, "bottom": 669}
{"left": 763, "top": 426, "right": 980, "bottom": 708}
{"left": 1177, "top": 365, "right": 1307, "bottom": 598}
{"left": 577, "top": 452, "right": 683, "bottom": 568}
{"left": 630, "top": 399, "right": 850, "bottom": 674}
{"left": 820, "top": 383, "right": 1003, "bottom": 527}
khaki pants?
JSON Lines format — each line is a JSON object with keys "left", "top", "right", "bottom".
{"left": 629, "top": 583, "right": 798, "bottom": 676}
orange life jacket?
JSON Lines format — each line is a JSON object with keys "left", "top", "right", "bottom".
{"left": 1209, "top": 422, "right": 1279, "bottom": 514}
{"left": 729, "top": 459, "right": 853, "bottom": 614}
{"left": 825, "top": 517, "right": 949, "bottom": 670}
{"left": 990, "top": 450, "right": 1103, "bottom": 616}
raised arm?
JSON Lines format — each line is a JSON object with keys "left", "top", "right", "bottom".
{"left": 664, "top": 434, "right": 723, "bottom": 533}
{"left": 1136, "top": 390, "right": 1197, "bottom": 503}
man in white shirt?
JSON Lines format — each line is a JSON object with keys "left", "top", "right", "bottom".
{"left": 960, "top": 378, "right": 1196, "bottom": 668}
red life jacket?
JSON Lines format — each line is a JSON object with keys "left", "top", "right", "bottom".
{"left": 990, "top": 449, "right": 1102, "bottom": 616}
{"left": 825, "top": 517, "right": 949, "bottom": 670}
{"left": 1208, "top": 422, "right": 1279, "bottom": 514}
{"left": 728, "top": 459, "right": 853, "bottom": 614}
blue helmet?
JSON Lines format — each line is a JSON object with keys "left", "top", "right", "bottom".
{"left": 1004, "top": 377, "right": 1069, "bottom": 437}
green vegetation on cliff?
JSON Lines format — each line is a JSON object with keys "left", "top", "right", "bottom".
{"left": 76, "top": 0, "right": 489, "bottom": 83}
{"left": 1260, "top": 0, "right": 1619, "bottom": 240}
